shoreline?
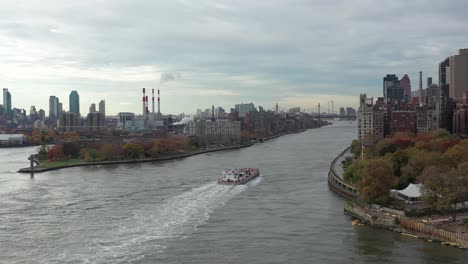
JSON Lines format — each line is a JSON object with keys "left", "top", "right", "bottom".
{"left": 344, "top": 202, "right": 468, "bottom": 250}
{"left": 17, "top": 129, "right": 307, "bottom": 174}
{"left": 328, "top": 148, "right": 468, "bottom": 251}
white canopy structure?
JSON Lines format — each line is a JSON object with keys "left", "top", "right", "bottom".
{"left": 396, "top": 183, "right": 424, "bottom": 202}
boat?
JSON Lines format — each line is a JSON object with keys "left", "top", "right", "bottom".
{"left": 217, "top": 168, "right": 260, "bottom": 185}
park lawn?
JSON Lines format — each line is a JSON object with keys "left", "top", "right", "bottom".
{"left": 41, "top": 159, "right": 84, "bottom": 168}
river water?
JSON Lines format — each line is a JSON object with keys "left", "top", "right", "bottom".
{"left": 1, "top": 121, "right": 467, "bottom": 264}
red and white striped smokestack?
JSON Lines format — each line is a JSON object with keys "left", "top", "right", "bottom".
{"left": 145, "top": 96, "right": 149, "bottom": 114}
{"left": 152, "top": 89, "right": 155, "bottom": 113}
{"left": 142, "top": 88, "right": 146, "bottom": 116}
{"left": 158, "top": 89, "right": 160, "bottom": 115}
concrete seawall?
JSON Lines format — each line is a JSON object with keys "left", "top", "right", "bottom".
{"left": 327, "top": 147, "right": 358, "bottom": 199}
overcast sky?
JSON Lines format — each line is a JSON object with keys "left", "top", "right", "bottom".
{"left": 1, "top": 0, "right": 467, "bottom": 115}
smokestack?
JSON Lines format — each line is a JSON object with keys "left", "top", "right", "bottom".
{"left": 152, "top": 89, "right": 155, "bottom": 113}
{"left": 212, "top": 105, "right": 215, "bottom": 122}
{"left": 145, "top": 96, "right": 149, "bottom": 114}
{"left": 158, "top": 89, "right": 160, "bottom": 115}
{"left": 142, "top": 88, "right": 146, "bottom": 115}
{"left": 419, "top": 71, "right": 423, "bottom": 105}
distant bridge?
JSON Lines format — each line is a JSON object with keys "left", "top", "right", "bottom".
{"left": 307, "top": 113, "right": 357, "bottom": 120}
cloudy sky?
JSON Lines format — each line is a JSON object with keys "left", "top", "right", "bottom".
{"left": 1, "top": 0, "right": 467, "bottom": 115}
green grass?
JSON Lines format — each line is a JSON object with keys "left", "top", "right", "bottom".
{"left": 41, "top": 159, "right": 84, "bottom": 168}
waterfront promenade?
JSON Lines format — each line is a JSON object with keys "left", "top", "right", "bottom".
{"left": 327, "top": 147, "right": 357, "bottom": 199}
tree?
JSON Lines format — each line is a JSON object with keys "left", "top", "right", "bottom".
{"left": 392, "top": 132, "right": 414, "bottom": 149}
{"left": 99, "top": 143, "right": 122, "bottom": 161}
{"left": 62, "top": 142, "right": 80, "bottom": 158}
{"left": 357, "top": 158, "right": 397, "bottom": 204}
{"left": 240, "top": 131, "right": 252, "bottom": 144}
{"left": 48, "top": 146, "right": 64, "bottom": 161}
{"left": 419, "top": 165, "right": 463, "bottom": 218}
{"left": 123, "top": 142, "right": 144, "bottom": 159}
{"left": 443, "top": 140, "right": 468, "bottom": 168}
{"left": 80, "top": 148, "right": 100, "bottom": 162}
{"left": 61, "top": 132, "right": 80, "bottom": 141}
{"left": 375, "top": 139, "right": 397, "bottom": 156}
{"left": 391, "top": 150, "right": 408, "bottom": 177}
{"left": 344, "top": 160, "right": 365, "bottom": 184}
{"left": 350, "top": 140, "right": 362, "bottom": 158}
{"left": 401, "top": 149, "right": 442, "bottom": 181}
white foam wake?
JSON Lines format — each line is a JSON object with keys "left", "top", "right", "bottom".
{"left": 92, "top": 182, "right": 248, "bottom": 263}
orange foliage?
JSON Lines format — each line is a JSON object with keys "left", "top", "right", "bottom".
{"left": 47, "top": 146, "right": 64, "bottom": 161}
{"left": 391, "top": 132, "right": 414, "bottom": 149}
{"left": 153, "top": 137, "right": 189, "bottom": 154}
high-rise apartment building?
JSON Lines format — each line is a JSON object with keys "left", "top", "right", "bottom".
{"left": 49, "top": 96, "right": 60, "bottom": 120}
{"left": 58, "top": 112, "right": 80, "bottom": 132}
{"left": 439, "top": 57, "right": 454, "bottom": 132}
{"left": 391, "top": 111, "right": 417, "bottom": 134}
{"left": 38, "top": 109, "right": 46, "bottom": 120}
{"left": 3, "top": 88, "right": 12, "bottom": 120}
{"left": 99, "top": 100, "right": 106, "bottom": 117}
{"left": 357, "top": 94, "right": 384, "bottom": 143}
{"left": 86, "top": 112, "right": 105, "bottom": 132}
{"left": 69, "top": 90, "right": 80, "bottom": 115}
{"left": 427, "top": 77, "right": 433, "bottom": 87}
{"left": 89, "top": 103, "right": 96, "bottom": 113}
{"left": 58, "top": 102, "right": 63, "bottom": 117}
{"left": 383, "top": 74, "right": 403, "bottom": 105}
{"left": 231, "top": 103, "right": 256, "bottom": 118}
{"left": 449, "top": 49, "right": 468, "bottom": 98}
{"left": 400, "top": 74, "right": 411, "bottom": 102}
{"left": 453, "top": 91, "right": 468, "bottom": 135}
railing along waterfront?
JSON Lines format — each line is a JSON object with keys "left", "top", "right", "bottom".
{"left": 399, "top": 218, "right": 468, "bottom": 247}
{"left": 327, "top": 147, "right": 358, "bottom": 199}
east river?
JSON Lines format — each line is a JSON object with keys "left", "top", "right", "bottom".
{"left": 1, "top": 121, "right": 468, "bottom": 264}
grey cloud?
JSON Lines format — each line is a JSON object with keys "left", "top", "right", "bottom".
{"left": 0, "top": 0, "right": 467, "bottom": 114}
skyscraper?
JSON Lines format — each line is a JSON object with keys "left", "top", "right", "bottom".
{"left": 89, "top": 103, "right": 96, "bottom": 113}
{"left": 69, "top": 90, "right": 80, "bottom": 115}
{"left": 383, "top": 74, "right": 403, "bottom": 105}
{"left": 99, "top": 100, "right": 106, "bottom": 117}
{"left": 232, "top": 103, "right": 256, "bottom": 118}
{"left": 439, "top": 57, "right": 453, "bottom": 132}
{"left": 49, "top": 96, "right": 59, "bottom": 119}
{"left": 3, "top": 88, "right": 12, "bottom": 120}
{"left": 38, "top": 109, "right": 46, "bottom": 120}
{"left": 399, "top": 75, "right": 411, "bottom": 103}
{"left": 58, "top": 102, "right": 63, "bottom": 117}
{"left": 449, "top": 49, "right": 468, "bottom": 98}
{"left": 30, "top": 106, "right": 37, "bottom": 118}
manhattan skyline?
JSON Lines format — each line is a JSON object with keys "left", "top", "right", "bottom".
{"left": 1, "top": 0, "right": 468, "bottom": 114}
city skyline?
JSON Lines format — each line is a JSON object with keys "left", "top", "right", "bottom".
{"left": 1, "top": 1, "right": 468, "bottom": 114}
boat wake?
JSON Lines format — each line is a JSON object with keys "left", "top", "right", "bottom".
{"left": 90, "top": 182, "right": 249, "bottom": 263}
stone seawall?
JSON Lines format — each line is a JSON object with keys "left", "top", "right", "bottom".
{"left": 327, "top": 147, "right": 357, "bottom": 199}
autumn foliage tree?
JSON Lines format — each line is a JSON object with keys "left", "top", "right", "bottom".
{"left": 47, "top": 146, "right": 64, "bottom": 161}
{"left": 150, "top": 137, "right": 190, "bottom": 157}
{"left": 99, "top": 143, "right": 123, "bottom": 161}
{"left": 123, "top": 142, "right": 145, "bottom": 159}
{"left": 357, "top": 158, "right": 397, "bottom": 204}
{"left": 418, "top": 164, "right": 468, "bottom": 218}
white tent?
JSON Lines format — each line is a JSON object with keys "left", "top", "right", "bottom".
{"left": 397, "top": 183, "right": 424, "bottom": 202}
